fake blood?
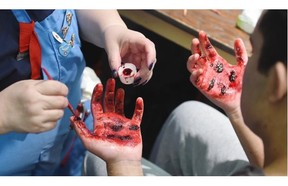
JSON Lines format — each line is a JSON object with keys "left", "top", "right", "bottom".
{"left": 192, "top": 32, "right": 246, "bottom": 101}
{"left": 197, "top": 59, "right": 243, "bottom": 99}
{"left": 71, "top": 78, "right": 143, "bottom": 147}
{"left": 72, "top": 113, "right": 141, "bottom": 147}
{"left": 96, "top": 112, "right": 141, "bottom": 146}
{"left": 123, "top": 68, "right": 132, "bottom": 76}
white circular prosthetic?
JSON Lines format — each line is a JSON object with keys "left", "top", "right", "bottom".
{"left": 118, "top": 63, "right": 137, "bottom": 85}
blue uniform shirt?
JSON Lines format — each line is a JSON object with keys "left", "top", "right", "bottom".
{"left": 0, "top": 10, "right": 91, "bottom": 175}
{"left": 0, "top": 10, "right": 53, "bottom": 91}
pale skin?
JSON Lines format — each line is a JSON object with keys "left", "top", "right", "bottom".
{"left": 187, "top": 30, "right": 264, "bottom": 168}
{"left": 241, "top": 23, "right": 287, "bottom": 175}
{"left": 188, "top": 11, "right": 287, "bottom": 175}
{"left": 0, "top": 80, "right": 68, "bottom": 134}
{"left": 76, "top": 10, "right": 156, "bottom": 85}
{"left": 0, "top": 10, "right": 156, "bottom": 134}
{"left": 253, "top": 61, "right": 287, "bottom": 176}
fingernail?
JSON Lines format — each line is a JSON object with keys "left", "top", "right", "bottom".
{"left": 148, "top": 62, "right": 155, "bottom": 71}
{"left": 133, "top": 77, "right": 142, "bottom": 86}
{"left": 111, "top": 70, "right": 118, "bottom": 78}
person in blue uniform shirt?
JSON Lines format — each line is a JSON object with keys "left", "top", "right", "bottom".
{"left": 0, "top": 10, "right": 156, "bottom": 176}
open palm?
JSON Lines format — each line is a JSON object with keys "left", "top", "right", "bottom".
{"left": 187, "top": 31, "right": 248, "bottom": 113}
{"left": 70, "top": 78, "right": 144, "bottom": 163}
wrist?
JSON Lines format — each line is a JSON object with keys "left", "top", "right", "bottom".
{"left": 102, "top": 24, "right": 127, "bottom": 41}
{"left": 225, "top": 106, "right": 244, "bottom": 126}
{"left": 225, "top": 105, "right": 241, "bottom": 118}
{"left": 106, "top": 160, "right": 143, "bottom": 176}
{"left": 103, "top": 24, "right": 127, "bottom": 34}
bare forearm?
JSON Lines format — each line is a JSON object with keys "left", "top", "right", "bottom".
{"left": 0, "top": 93, "right": 10, "bottom": 134}
{"left": 0, "top": 119, "right": 9, "bottom": 134}
{"left": 226, "top": 107, "right": 264, "bottom": 168}
{"left": 106, "top": 160, "right": 143, "bottom": 176}
{"left": 76, "top": 10, "right": 127, "bottom": 48}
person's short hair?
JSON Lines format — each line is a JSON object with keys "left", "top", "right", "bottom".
{"left": 258, "top": 10, "right": 287, "bottom": 74}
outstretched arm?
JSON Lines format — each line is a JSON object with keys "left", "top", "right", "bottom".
{"left": 70, "top": 78, "right": 144, "bottom": 176}
{"left": 187, "top": 31, "right": 264, "bottom": 168}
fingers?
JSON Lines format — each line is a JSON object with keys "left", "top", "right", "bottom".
{"left": 36, "top": 80, "right": 68, "bottom": 96}
{"left": 20, "top": 109, "right": 64, "bottom": 133}
{"left": 28, "top": 121, "right": 58, "bottom": 133}
{"left": 131, "top": 97, "right": 144, "bottom": 125}
{"left": 109, "top": 36, "right": 156, "bottom": 86}
{"left": 36, "top": 121, "right": 58, "bottom": 133}
{"left": 198, "top": 30, "right": 218, "bottom": 60}
{"left": 42, "top": 109, "right": 65, "bottom": 123}
{"left": 125, "top": 37, "right": 156, "bottom": 71}
{"left": 128, "top": 43, "right": 156, "bottom": 86}
{"left": 234, "top": 38, "right": 248, "bottom": 66}
{"left": 134, "top": 40, "right": 156, "bottom": 86}
{"left": 91, "top": 83, "right": 104, "bottom": 116}
{"left": 191, "top": 38, "right": 201, "bottom": 55}
{"left": 42, "top": 96, "right": 68, "bottom": 110}
{"left": 133, "top": 63, "right": 153, "bottom": 86}
{"left": 108, "top": 45, "right": 122, "bottom": 78}
{"left": 142, "top": 71, "right": 153, "bottom": 86}
{"left": 187, "top": 53, "right": 200, "bottom": 73}
{"left": 143, "top": 38, "right": 157, "bottom": 73}
{"left": 190, "top": 68, "right": 203, "bottom": 86}
{"left": 104, "top": 78, "right": 116, "bottom": 112}
{"left": 115, "top": 88, "right": 125, "bottom": 116}
{"left": 74, "top": 103, "right": 85, "bottom": 119}
{"left": 29, "top": 110, "right": 65, "bottom": 133}
{"left": 70, "top": 117, "right": 93, "bottom": 144}
{"left": 187, "top": 52, "right": 205, "bottom": 89}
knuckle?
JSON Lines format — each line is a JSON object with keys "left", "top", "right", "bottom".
{"left": 45, "top": 122, "right": 57, "bottom": 132}
{"left": 54, "top": 82, "right": 69, "bottom": 96}
{"left": 56, "top": 110, "right": 65, "bottom": 119}
{"left": 59, "top": 97, "right": 69, "bottom": 108}
{"left": 44, "top": 81, "right": 69, "bottom": 96}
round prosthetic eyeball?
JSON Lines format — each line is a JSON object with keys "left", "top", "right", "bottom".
{"left": 118, "top": 63, "right": 137, "bottom": 85}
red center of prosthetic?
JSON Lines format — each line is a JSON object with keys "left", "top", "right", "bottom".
{"left": 123, "top": 68, "right": 132, "bottom": 76}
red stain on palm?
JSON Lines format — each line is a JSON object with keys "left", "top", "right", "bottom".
{"left": 191, "top": 31, "right": 247, "bottom": 101}
{"left": 70, "top": 78, "right": 143, "bottom": 147}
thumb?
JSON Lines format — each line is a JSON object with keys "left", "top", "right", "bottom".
{"left": 70, "top": 117, "right": 93, "bottom": 144}
{"left": 106, "top": 43, "right": 122, "bottom": 77}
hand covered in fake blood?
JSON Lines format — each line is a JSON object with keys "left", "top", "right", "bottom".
{"left": 187, "top": 31, "right": 248, "bottom": 112}
{"left": 70, "top": 78, "right": 144, "bottom": 163}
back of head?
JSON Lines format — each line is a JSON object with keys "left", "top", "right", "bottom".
{"left": 257, "top": 10, "right": 287, "bottom": 74}
{"left": 256, "top": 10, "right": 287, "bottom": 175}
